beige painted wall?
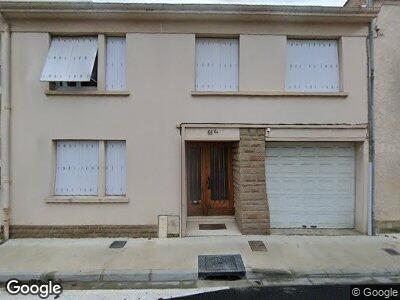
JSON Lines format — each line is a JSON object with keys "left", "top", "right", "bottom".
{"left": 355, "top": 141, "right": 369, "bottom": 233}
{"left": 374, "top": 4, "right": 400, "bottom": 223}
{"left": 9, "top": 19, "right": 369, "bottom": 226}
{"left": 239, "top": 35, "right": 286, "bottom": 91}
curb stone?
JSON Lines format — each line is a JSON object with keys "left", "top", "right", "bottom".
{"left": 0, "top": 272, "right": 42, "bottom": 282}
{"left": 1, "top": 270, "right": 400, "bottom": 284}
{"left": 102, "top": 270, "right": 150, "bottom": 282}
{"left": 54, "top": 271, "right": 102, "bottom": 282}
{"left": 247, "top": 268, "right": 293, "bottom": 279}
{"left": 150, "top": 270, "right": 198, "bottom": 282}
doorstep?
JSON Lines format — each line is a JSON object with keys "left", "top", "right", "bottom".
{"left": 186, "top": 216, "right": 242, "bottom": 237}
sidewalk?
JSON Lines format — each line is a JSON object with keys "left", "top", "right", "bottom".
{"left": 0, "top": 235, "right": 399, "bottom": 284}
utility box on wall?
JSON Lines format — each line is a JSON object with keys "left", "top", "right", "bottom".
{"left": 158, "top": 215, "right": 180, "bottom": 238}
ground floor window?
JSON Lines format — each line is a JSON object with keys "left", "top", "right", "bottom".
{"left": 55, "top": 140, "right": 126, "bottom": 196}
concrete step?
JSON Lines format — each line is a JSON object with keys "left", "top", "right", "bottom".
{"left": 187, "top": 216, "right": 236, "bottom": 223}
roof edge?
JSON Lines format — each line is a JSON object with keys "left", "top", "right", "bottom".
{"left": 0, "top": 2, "right": 380, "bottom": 23}
{"left": 0, "top": 1, "right": 380, "bottom": 13}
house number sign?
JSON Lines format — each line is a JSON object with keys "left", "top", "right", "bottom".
{"left": 207, "top": 129, "right": 219, "bottom": 135}
{"left": 185, "top": 128, "right": 239, "bottom": 141}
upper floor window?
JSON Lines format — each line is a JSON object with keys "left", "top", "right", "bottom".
{"left": 41, "top": 36, "right": 98, "bottom": 90}
{"left": 106, "top": 37, "right": 127, "bottom": 91}
{"left": 195, "top": 38, "right": 238, "bottom": 91}
{"left": 285, "top": 39, "right": 340, "bottom": 92}
{"left": 41, "top": 35, "right": 127, "bottom": 92}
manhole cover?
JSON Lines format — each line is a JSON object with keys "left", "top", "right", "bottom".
{"left": 198, "top": 254, "right": 246, "bottom": 279}
{"left": 199, "top": 224, "right": 226, "bottom": 230}
{"left": 248, "top": 241, "right": 267, "bottom": 252}
{"left": 383, "top": 248, "right": 400, "bottom": 256}
{"left": 109, "top": 241, "right": 127, "bottom": 249}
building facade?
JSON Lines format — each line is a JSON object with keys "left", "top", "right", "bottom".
{"left": 0, "top": 2, "right": 378, "bottom": 238}
{"left": 346, "top": 0, "right": 400, "bottom": 233}
{"left": 373, "top": 0, "right": 400, "bottom": 233}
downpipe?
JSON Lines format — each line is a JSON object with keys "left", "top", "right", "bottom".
{"left": 0, "top": 13, "right": 11, "bottom": 240}
{"left": 367, "top": 0, "right": 376, "bottom": 236}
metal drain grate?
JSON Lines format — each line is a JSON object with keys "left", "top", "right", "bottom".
{"left": 198, "top": 254, "right": 246, "bottom": 280}
{"left": 199, "top": 224, "right": 227, "bottom": 230}
{"left": 248, "top": 241, "right": 267, "bottom": 252}
{"left": 383, "top": 248, "right": 400, "bottom": 256}
{"left": 109, "top": 241, "right": 127, "bottom": 249}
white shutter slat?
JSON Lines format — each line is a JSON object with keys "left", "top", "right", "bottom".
{"left": 55, "top": 141, "right": 99, "bottom": 196}
{"left": 41, "top": 37, "right": 98, "bottom": 82}
{"left": 229, "top": 40, "right": 239, "bottom": 91}
{"left": 106, "top": 37, "right": 126, "bottom": 91}
{"left": 285, "top": 39, "right": 340, "bottom": 92}
{"left": 106, "top": 141, "right": 126, "bottom": 196}
{"left": 195, "top": 38, "right": 238, "bottom": 92}
{"left": 119, "top": 39, "right": 126, "bottom": 90}
{"left": 196, "top": 41, "right": 204, "bottom": 90}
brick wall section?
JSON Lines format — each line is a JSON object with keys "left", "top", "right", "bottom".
{"left": 375, "top": 221, "right": 400, "bottom": 234}
{"left": 233, "top": 128, "right": 270, "bottom": 235}
{"left": 9, "top": 225, "right": 158, "bottom": 238}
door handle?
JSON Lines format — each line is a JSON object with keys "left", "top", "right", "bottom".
{"left": 206, "top": 177, "right": 210, "bottom": 190}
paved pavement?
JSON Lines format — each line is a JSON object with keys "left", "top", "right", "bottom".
{"left": 0, "top": 234, "right": 399, "bottom": 283}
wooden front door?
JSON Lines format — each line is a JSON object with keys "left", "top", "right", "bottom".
{"left": 186, "top": 142, "right": 234, "bottom": 216}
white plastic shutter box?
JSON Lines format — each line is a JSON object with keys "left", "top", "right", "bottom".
{"left": 195, "top": 38, "right": 238, "bottom": 91}
{"left": 106, "top": 141, "right": 126, "bottom": 195}
{"left": 266, "top": 142, "right": 355, "bottom": 229}
{"left": 106, "top": 37, "right": 126, "bottom": 91}
{"left": 55, "top": 141, "right": 99, "bottom": 196}
{"left": 40, "top": 36, "right": 98, "bottom": 82}
{"left": 285, "top": 40, "right": 340, "bottom": 92}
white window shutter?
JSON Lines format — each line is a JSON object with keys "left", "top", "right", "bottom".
{"left": 106, "top": 141, "right": 126, "bottom": 196}
{"left": 195, "top": 38, "right": 238, "bottom": 91}
{"left": 55, "top": 141, "right": 99, "bottom": 196}
{"left": 41, "top": 37, "right": 98, "bottom": 82}
{"left": 285, "top": 40, "right": 340, "bottom": 92}
{"left": 106, "top": 37, "right": 126, "bottom": 91}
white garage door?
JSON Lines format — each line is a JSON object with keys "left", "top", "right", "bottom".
{"left": 266, "top": 142, "right": 355, "bottom": 229}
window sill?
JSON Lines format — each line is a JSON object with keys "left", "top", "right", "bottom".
{"left": 45, "top": 90, "right": 130, "bottom": 97}
{"left": 191, "top": 91, "right": 349, "bottom": 98}
{"left": 45, "top": 196, "right": 129, "bottom": 204}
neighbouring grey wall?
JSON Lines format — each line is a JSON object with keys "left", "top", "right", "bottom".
{"left": 0, "top": 36, "right": 2, "bottom": 227}
{"left": 9, "top": 20, "right": 369, "bottom": 226}
{"left": 374, "top": 3, "right": 400, "bottom": 228}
